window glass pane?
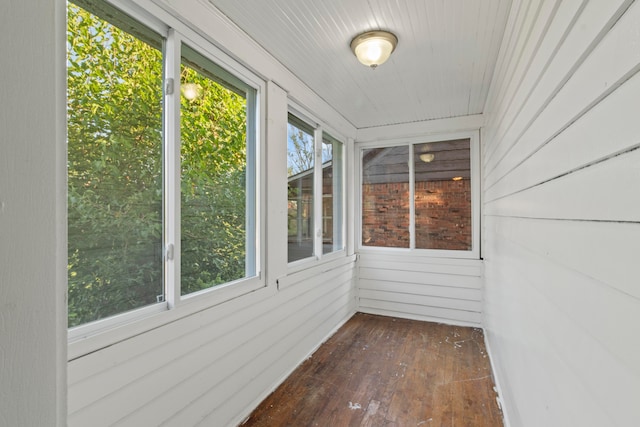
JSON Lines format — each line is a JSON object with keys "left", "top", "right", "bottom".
{"left": 362, "top": 146, "right": 410, "bottom": 248}
{"left": 180, "top": 45, "right": 252, "bottom": 295}
{"left": 414, "top": 139, "right": 471, "bottom": 250}
{"left": 67, "top": 2, "right": 164, "bottom": 327}
{"left": 287, "top": 116, "right": 315, "bottom": 262}
{"left": 322, "top": 136, "right": 343, "bottom": 254}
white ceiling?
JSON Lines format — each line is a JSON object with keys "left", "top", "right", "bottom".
{"left": 208, "top": 0, "right": 512, "bottom": 129}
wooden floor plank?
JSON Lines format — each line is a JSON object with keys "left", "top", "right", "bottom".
{"left": 242, "top": 313, "right": 503, "bottom": 427}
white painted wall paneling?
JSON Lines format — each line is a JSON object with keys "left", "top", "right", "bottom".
{"left": 68, "top": 256, "right": 356, "bottom": 426}
{"left": 484, "top": 226, "right": 640, "bottom": 426}
{"left": 482, "top": 0, "right": 588, "bottom": 159}
{"left": 484, "top": 0, "right": 634, "bottom": 174}
{"left": 0, "top": 0, "right": 67, "bottom": 425}
{"left": 485, "top": 67, "right": 640, "bottom": 205}
{"left": 482, "top": 0, "right": 640, "bottom": 426}
{"left": 358, "top": 253, "right": 483, "bottom": 327}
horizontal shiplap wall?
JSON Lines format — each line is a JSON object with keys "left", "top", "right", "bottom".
{"left": 68, "top": 256, "right": 356, "bottom": 426}
{"left": 357, "top": 253, "right": 483, "bottom": 326}
{"left": 482, "top": 1, "right": 640, "bottom": 426}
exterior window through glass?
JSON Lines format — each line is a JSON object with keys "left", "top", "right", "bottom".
{"left": 180, "top": 45, "right": 253, "bottom": 295}
{"left": 361, "top": 138, "right": 472, "bottom": 251}
{"left": 287, "top": 115, "right": 315, "bottom": 262}
{"left": 67, "top": 1, "right": 259, "bottom": 329}
{"left": 67, "top": 1, "right": 164, "bottom": 327}
{"left": 414, "top": 139, "right": 471, "bottom": 250}
{"left": 322, "top": 134, "right": 344, "bottom": 254}
{"left": 362, "top": 146, "right": 410, "bottom": 248}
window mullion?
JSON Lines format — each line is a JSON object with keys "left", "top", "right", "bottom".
{"left": 164, "top": 29, "right": 181, "bottom": 308}
{"left": 313, "top": 127, "right": 323, "bottom": 259}
{"left": 334, "top": 139, "right": 344, "bottom": 252}
{"left": 409, "top": 144, "right": 416, "bottom": 250}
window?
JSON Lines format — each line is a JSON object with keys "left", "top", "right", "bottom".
{"left": 287, "top": 114, "right": 345, "bottom": 263}
{"left": 414, "top": 139, "right": 471, "bottom": 250}
{"left": 322, "top": 133, "right": 344, "bottom": 254}
{"left": 179, "top": 44, "right": 257, "bottom": 295}
{"left": 360, "top": 135, "right": 478, "bottom": 256}
{"left": 287, "top": 114, "right": 315, "bottom": 263}
{"left": 67, "top": 1, "right": 165, "bottom": 327}
{"left": 67, "top": 0, "right": 259, "bottom": 330}
{"left": 362, "top": 145, "right": 410, "bottom": 248}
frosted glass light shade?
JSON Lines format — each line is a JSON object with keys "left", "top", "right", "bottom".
{"left": 419, "top": 153, "right": 435, "bottom": 163}
{"left": 350, "top": 31, "right": 398, "bottom": 68}
{"left": 181, "top": 83, "right": 201, "bottom": 100}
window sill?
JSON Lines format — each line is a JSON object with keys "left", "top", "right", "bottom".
{"left": 279, "top": 252, "right": 355, "bottom": 290}
{"left": 357, "top": 245, "right": 480, "bottom": 261}
{"left": 68, "top": 275, "right": 271, "bottom": 361}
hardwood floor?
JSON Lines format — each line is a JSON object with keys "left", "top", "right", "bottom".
{"left": 242, "top": 313, "right": 503, "bottom": 426}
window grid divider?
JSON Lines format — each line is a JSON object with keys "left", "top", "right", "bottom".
{"left": 164, "top": 29, "right": 181, "bottom": 309}
{"left": 409, "top": 144, "right": 416, "bottom": 250}
{"left": 313, "top": 127, "right": 324, "bottom": 259}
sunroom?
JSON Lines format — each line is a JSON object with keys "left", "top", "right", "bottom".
{"left": 1, "top": 0, "right": 639, "bottom": 426}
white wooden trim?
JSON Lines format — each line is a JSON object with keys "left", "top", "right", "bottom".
{"left": 68, "top": 277, "right": 271, "bottom": 360}
{"left": 483, "top": 329, "right": 511, "bottom": 427}
{"left": 358, "top": 306, "right": 482, "bottom": 328}
{"left": 355, "top": 129, "right": 481, "bottom": 259}
{"left": 264, "top": 81, "right": 288, "bottom": 287}
{"left": 165, "top": 28, "right": 181, "bottom": 309}
{"left": 346, "top": 137, "right": 356, "bottom": 256}
{"left": 54, "top": 0, "right": 69, "bottom": 423}
{"left": 313, "top": 127, "right": 323, "bottom": 259}
{"left": 356, "top": 114, "right": 484, "bottom": 143}
{"left": 409, "top": 141, "right": 416, "bottom": 249}
{"left": 278, "top": 254, "right": 356, "bottom": 290}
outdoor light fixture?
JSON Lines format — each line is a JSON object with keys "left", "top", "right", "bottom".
{"left": 419, "top": 153, "right": 435, "bottom": 163}
{"left": 181, "top": 83, "right": 201, "bottom": 101}
{"left": 350, "top": 30, "right": 398, "bottom": 69}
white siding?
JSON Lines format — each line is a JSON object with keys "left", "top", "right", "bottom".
{"left": 482, "top": 1, "right": 640, "bottom": 426}
{"left": 358, "top": 253, "right": 483, "bottom": 326}
{"left": 68, "top": 256, "right": 356, "bottom": 426}
{"left": 0, "top": 1, "right": 67, "bottom": 426}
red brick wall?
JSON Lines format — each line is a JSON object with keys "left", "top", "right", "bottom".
{"left": 362, "top": 180, "right": 471, "bottom": 250}
{"left": 415, "top": 179, "right": 471, "bottom": 250}
{"left": 362, "top": 182, "right": 410, "bottom": 248}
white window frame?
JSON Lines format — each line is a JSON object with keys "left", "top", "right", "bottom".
{"left": 321, "top": 132, "right": 345, "bottom": 256}
{"left": 286, "top": 105, "right": 347, "bottom": 272}
{"left": 67, "top": 0, "right": 266, "bottom": 352}
{"left": 355, "top": 130, "right": 480, "bottom": 260}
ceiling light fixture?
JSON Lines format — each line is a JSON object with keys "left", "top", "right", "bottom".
{"left": 350, "top": 30, "right": 398, "bottom": 69}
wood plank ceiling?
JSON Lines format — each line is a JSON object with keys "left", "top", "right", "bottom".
{"left": 207, "top": 0, "right": 512, "bottom": 129}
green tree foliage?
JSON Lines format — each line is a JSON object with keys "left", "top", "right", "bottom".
{"left": 287, "top": 127, "right": 314, "bottom": 177}
{"left": 67, "top": 3, "right": 248, "bottom": 326}
{"left": 179, "top": 64, "right": 248, "bottom": 295}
